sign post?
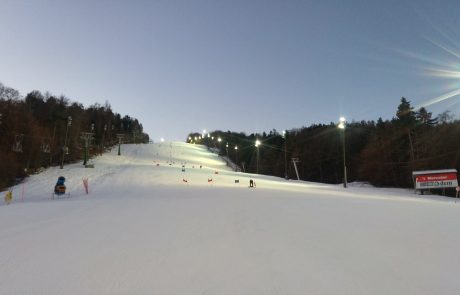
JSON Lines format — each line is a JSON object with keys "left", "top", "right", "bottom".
{"left": 456, "top": 186, "right": 460, "bottom": 203}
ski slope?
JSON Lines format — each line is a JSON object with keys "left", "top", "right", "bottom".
{"left": 1, "top": 142, "right": 460, "bottom": 295}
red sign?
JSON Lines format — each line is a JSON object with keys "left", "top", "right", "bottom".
{"left": 416, "top": 173, "right": 457, "bottom": 182}
{"left": 415, "top": 172, "right": 458, "bottom": 189}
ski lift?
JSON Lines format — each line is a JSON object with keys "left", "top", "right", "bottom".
{"left": 42, "top": 143, "right": 50, "bottom": 153}
{"left": 85, "top": 159, "right": 95, "bottom": 168}
{"left": 42, "top": 138, "right": 51, "bottom": 153}
{"left": 12, "top": 134, "right": 24, "bottom": 152}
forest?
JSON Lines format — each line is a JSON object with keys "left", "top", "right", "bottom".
{"left": 188, "top": 98, "right": 459, "bottom": 190}
{"left": 0, "top": 82, "right": 149, "bottom": 189}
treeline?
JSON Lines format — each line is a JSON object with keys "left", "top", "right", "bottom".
{"left": 188, "top": 98, "right": 460, "bottom": 188}
{"left": 0, "top": 82, "right": 149, "bottom": 189}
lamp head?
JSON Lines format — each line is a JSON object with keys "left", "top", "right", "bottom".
{"left": 338, "top": 117, "right": 346, "bottom": 129}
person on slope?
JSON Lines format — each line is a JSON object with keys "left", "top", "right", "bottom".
{"left": 54, "top": 176, "right": 66, "bottom": 195}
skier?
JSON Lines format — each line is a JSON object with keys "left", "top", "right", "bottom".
{"left": 54, "top": 176, "right": 66, "bottom": 195}
{"left": 249, "top": 179, "right": 255, "bottom": 188}
{"left": 4, "top": 191, "right": 12, "bottom": 205}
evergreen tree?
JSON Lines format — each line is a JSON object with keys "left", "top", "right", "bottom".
{"left": 416, "top": 107, "right": 438, "bottom": 126}
{"left": 396, "top": 97, "right": 416, "bottom": 127}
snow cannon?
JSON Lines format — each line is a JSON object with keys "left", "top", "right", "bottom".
{"left": 54, "top": 176, "right": 66, "bottom": 195}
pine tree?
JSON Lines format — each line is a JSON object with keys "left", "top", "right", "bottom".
{"left": 396, "top": 97, "right": 416, "bottom": 127}
{"left": 416, "top": 107, "right": 438, "bottom": 126}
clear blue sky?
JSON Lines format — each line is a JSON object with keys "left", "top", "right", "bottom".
{"left": 1, "top": 0, "right": 460, "bottom": 140}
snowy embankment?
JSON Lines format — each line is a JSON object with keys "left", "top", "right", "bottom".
{"left": 1, "top": 142, "right": 459, "bottom": 295}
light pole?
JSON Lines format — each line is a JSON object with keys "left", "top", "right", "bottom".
{"left": 82, "top": 123, "right": 94, "bottom": 166}
{"left": 226, "top": 142, "right": 229, "bottom": 165}
{"left": 101, "top": 124, "right": 107, "bottom": 154}
{"left": 338, "top": 117, "right": 347, "bottom": 188}
{"left": 117, "top": 134, "right": 124, "bottom": 156}
{"left": 283, "top": 130, "right": 288, "bottom": 179}
{"left": 111, "top": 125, "right": 114, "bottom": 144}
{"left": 234, "top": 145, "right": 238, "bottom": 171}
{"left": 60, "top": 116, "right": 72, "bottom": 169}
{"left": 218, "top": 137, "right": 222, "bottom": 154}
{"left": 81, "top": 132, "right": 94, "bottom": 166}
{"left": 255, "top": 139, "right": 261, "bottom": 174}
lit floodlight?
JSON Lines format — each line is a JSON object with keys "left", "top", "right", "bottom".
{"left": 207, "top": 134, "right": 210, "bottom": 138}
{"left": 255, "top": 139, "right": 261, "bottom": 174}
{"left": 188, "top": 136, "right": 191, "bottom": 140}
{"left": 234, "top": 146, "right": 238, "bottom": 150}
{"left": 218, "top": 137, "right": 222, "bottom": 142}
{"left": 212, "top": 136, "right": 214, "bottom": 140}
{"left": 338, "top": 117, "right": 346, "bottom": 129}
{"left": 203, "top": 129, "right": 207, "bottom": 134}
{"left": 226, "top": 143, "right": 228, "bottom": 148}
{"left": 194, "top": 136, "right": 197, "bottom": 140}
{"left": 160, "top": 138, "right": 165, "bottom": 142}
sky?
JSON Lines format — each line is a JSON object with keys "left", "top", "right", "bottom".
{"left": 1, "top": 0, "right": 460, "bottom": 141}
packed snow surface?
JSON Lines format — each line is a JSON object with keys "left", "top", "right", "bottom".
{"left": 1, "top": 142, "right": 460, "bottom": 295}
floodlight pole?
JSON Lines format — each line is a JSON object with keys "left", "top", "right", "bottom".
{"left": 342, "top": 128, "right": 347, "bottom": 188}
{"left": 226, "top": 142, "right": 229, "bottom": 166}
{"left": 60, "top": 116, "right": 72, "bottom": 169}
{"left": 291, "top": 158, "right": 300, "bottom": 180}
{"left": 101, "top": 124, "right": 107, "bottom": 154}
{"left": 218, "top": 137, "right": 222, "bottom": 154}
{"left": 338, "top": 117, "right": 347, "bottom": 188}
{"left": 257, "top": 147, "right": 259, "bottom": 174}
{"left": 234, "top": 146, "right": 238, "bottom": 172}
{"left": 117, "top": 134, "right": 124, "bottom": 156}
{"left": 80, "top": 132, "right": 94, "bottom": 166}
{"left": 283, "top": 130, "right": 288, "bottom": 179}
{"left": 285, "top": 142, "right": 288, "bottom": 178}
{"left": 255, "top": 139, "right": 261, "bottom": 174}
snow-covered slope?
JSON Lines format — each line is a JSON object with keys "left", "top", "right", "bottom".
{"left": 1, "top": 142, "right": 459, "bottom": 295}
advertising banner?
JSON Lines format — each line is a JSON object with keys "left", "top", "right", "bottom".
{"left": 414, "top": 172, "right": 458, "bottom": 189}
